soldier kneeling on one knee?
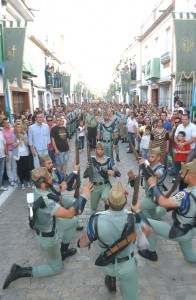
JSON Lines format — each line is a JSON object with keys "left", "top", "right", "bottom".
{"left": 3, "top": 167, "right": 93, "bottom": 290}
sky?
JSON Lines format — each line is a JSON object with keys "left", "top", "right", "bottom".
{"left": 26, "top": 0, "right": 158, "bottom": 93}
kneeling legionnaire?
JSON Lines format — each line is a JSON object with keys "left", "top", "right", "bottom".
{"left": 83, "top": 142, "right": 121, "bottom": 211}
{"left": 128, "top": 147, "right": 167, "bottom": 220}
{"left": 77, "top": 181, "right": 151, "bottom": 300}
{"left": 3, "top": 167, "right": 93, "bottom": 289}
{"left": 138, "top": 159, "right": 196, "bottom": 262}
{"left": 39, "top": 154, "right": 83, "bottom": 230}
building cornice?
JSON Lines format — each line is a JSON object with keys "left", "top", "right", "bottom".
{"left": 29, "top": 35, "right": 62, "bottom": 65}
{"left": 139, "top": 2, "right": 175, "bottom": 42}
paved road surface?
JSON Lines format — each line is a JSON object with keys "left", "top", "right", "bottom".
{"left": 0, "top": 138, "right": 196, "bottom": 300}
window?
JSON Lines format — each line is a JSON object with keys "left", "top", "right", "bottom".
{"left": 165, "top": 27, "right": 171, "bottom": 52}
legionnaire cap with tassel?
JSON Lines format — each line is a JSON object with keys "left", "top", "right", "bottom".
{"left": 39, "top": 154, "right": 51, "bottom": 163}
{"left": 149, "top": 147, "right": 161, "bottom": 156}
{"left": 31, "top": 167, "right": 51, "bottom": 184}
{"left": 108, "top": 181, "right": 127, "bottom": 207}
{"left": 95, "top": 142, "right": 104, "bottom": 149}
{"left": 181, "top": 159, "right": 196, "bottom": 172}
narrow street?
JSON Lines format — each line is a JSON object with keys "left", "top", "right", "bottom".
{"left": 0, "top": 137, "right": 196, "bottom": 300}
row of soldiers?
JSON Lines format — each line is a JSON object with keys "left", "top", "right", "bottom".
{"left": 2, "top": 105, "right": 196, "bottom": 300}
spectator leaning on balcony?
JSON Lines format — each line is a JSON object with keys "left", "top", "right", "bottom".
{"left": 29, "top": 111, "right": 50, "bottom": 168}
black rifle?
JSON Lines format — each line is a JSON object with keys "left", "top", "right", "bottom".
{"left": 129, "top": 141, "right": 155, "bottom": 179}
{"left": 34, "top": 147, "right": 44, "bottom": 166}
{"left": 74, "top": 130, "right": 81, "bottom": 198}
{"left": 132, "top": 175, "right": 140, "bottom": 206}
{"left": 87, "top": 139, "right": 93, "bottom": 182}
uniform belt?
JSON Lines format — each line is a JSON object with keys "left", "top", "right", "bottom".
{"left": 35, "top": 229, "right": 55, "bottom": 237}
{"left": 35, "top": 217, "right": 56, "bottom": 237}
{"left": 111, "top": 252, "right": 134, "bottom": 264}
{"left": 93, "top": 182, "right": 104, "bottom": 186}
{"left": 102, "top": 139, "right": 113, "bottom": 143}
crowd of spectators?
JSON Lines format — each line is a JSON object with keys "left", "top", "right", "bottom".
{"left": 0, "top": 99, "right": 195, "bottom": 192}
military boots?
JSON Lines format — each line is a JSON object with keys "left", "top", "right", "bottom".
{"left": 61, "top": 243, "right": 77, "bottom": 261}
{"left": 3, "top": 263, "right": 32, "bottom": 289}
{"left": 105, "top": 275, "right": 116, "bottom": 293}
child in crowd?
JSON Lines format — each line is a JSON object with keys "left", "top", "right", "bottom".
{"left": 173, "top": 131, "right": 191, "bottom": 179}
{"left": 140, "top": 126, "right": 151, "bottom": 160}
{"left": 78, "top": 120, "right": 85, "bottom": 151}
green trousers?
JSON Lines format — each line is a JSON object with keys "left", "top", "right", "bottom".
{"left": 67, "top": 124, "right": 71, "bottom": 137}
{"left": 90, "top": 183, "right": 111, "bottom": 210}
{"left": 114, "top": 143, "right": 120, "bottom": 155}
{"left": 140, "top": 197, "right": 167, "bottom": 219}
{"left": 32, "top": 216, "right": 78, "bottom": 277}
{"left": 101, "top": 255, "right": 139, "bottom": 300}
{"left": 103, "top": 142, "right": 113, "bottom": 157}
{"left": 147, "top": 219, "right": 196, "bottom": 262}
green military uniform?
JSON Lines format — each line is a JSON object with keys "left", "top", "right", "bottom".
{"left": 3, "top": 167, "right": 88, "bottom": 289}
{"left": 52, "top": 168, "right": 75, "bottom": 208}
{"left": 32, "top": 188, "right": 77, "bottom": 277}
{"left": 141, "top": 160, "right": 196, "bottom": 263}
{"left": 97, "top": 120, "right": 117, "bottom": 157}
{"left": 92, "top": 210, "right": 138, "bottom": 300}
{"left": 84, "top": 155, "right": 112, "bottom": 210}
{"left": 31, "top": 169, "right": 78, "bottom": 277}
{"left": 112, "top": 113, "right": 122, "bottom": 160}
{"left": 66, "top": 111, "right": 72, "bottom": 137}
{"left": 70, "top": 110, "right": 75, "bottom": 137}
{"left": 140, "top": 148, "right": 167, "bottom": 219}
{"left": 120, "top": 112, "right": 128, "bottom": 142}
{"left": 82, "top": 182, "right": 150, "bottom": 300}
{"left": 85, "top": 112, "right": 99, "bottom": 150}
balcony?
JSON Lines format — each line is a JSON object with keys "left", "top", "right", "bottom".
{"left": 161, "top": 52, "right": 171, "bottom": 65}
{"left": 145, "top": 58, "right": 160, "bottom": 82}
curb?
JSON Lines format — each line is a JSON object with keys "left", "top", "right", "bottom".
{"left": 0, "top": 186, "right": 16, "bottom": 208}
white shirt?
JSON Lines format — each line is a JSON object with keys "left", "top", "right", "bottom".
{"left": 140, "top": 134, "right": 150, "bottom": 150}
{"left": 175, "top": 122, "right": 196, "bottom": 149}
{"left": 126, "top": 117, "right": 138, "bottom": 133}
{"left": 78, "top": 126, "right": 85, "bottom": 137}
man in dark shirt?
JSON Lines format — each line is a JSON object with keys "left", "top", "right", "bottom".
{"left": 50, "top": 115, "right": 70, "bottom": 177}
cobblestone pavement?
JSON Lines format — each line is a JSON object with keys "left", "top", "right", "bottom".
{"left": 0, "top": 138, "right": 196, "bottom": 300}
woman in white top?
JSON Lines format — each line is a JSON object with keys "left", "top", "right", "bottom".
{"left": 13, "top": 124, "right": 30, "bottom": 189}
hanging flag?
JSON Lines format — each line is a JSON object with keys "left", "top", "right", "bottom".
{"left": 0, "top": 24, "right": 3, "bottom": 67}
{"left": 82, "top": 87, "right": 87, "bottom": 99}
{"left": 3, "top": 26, "right": 26, "bottom": 89}
{"left": 174, "top": 17, "right": 196, "bottom": 84}
{"left": 76, "top": 83, "right": 82, "bottom": 98}
{"left": 62, "top": 75, "right": 70, "bottom": 96}
{"left": 110, "top": 83, "right": 116, "bottom": 96}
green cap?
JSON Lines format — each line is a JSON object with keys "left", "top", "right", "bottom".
{"left": 39, "top": 154, "right": 51, "bottom": 163}
{"left": 96, "top": 142, "right": 104, "bottom": 149}
{"left": 149, "top": 147, "right": 161, "bottom": 156}
{"left": 181, "top": 159, "right": 196, "bottom": 172}
{"left": 31, "top": 167, "right": 50, "bottom": 184}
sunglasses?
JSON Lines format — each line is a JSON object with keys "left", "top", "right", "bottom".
{"left": 47, "top": 119, "right": 53, "bottom": 122}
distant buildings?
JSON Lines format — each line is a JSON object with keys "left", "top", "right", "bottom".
{"left": 112, "top": 0, "right": 196, "bottom": 114}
